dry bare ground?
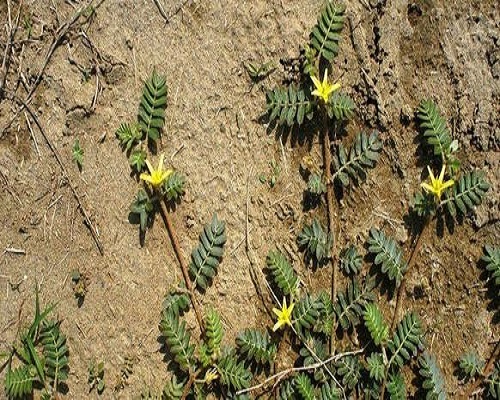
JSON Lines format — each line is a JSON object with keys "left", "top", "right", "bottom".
{"left": 0, "top": 0, "right": 498, "bottom": 398}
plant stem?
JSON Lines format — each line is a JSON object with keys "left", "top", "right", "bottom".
{"left": 380, "top": 216, "right": 430, "bottom": 399}
{"left": 322, "top": 109, "right": 337, "bottom": 353}
{"left": 464, "top": 340, "right": 500, "bottom": 398}
{"left": 158, "top": 199, "right": 204, "bottom": 332}
{"left": 390, "top": 216, "right": 430, "bottom": 332}
{"left": 181, "top": 369, "right": 201, "bottom": 400}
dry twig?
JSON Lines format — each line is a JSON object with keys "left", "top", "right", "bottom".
{"left": 152, "top": 0, "right": 190, "bottom": 23}
{"left": 0, "top": 0, "right": 22, "bottom": 100}
{"left": 236, "top": 347, "right": 363, "bottom": 396}
{"left": 10, "top": 94, "right": 104, "bottom": 255}
{"left": 2, "top": 0, "right": 105, "bottom": 133}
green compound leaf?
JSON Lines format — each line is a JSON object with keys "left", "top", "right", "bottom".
{"left": 412, "top": 191, "right": 436, "bottom": 218}
{"left": 334, "top": 277, "right": 375, "bottom": 331}
{"left": 266, "top": 250, "right": 299, "bottom": 296}
{"left": 5, "top": 365, "right": 36, "bottom": 399}
{"left": 297, "top": 218, "right": 333, "bottom": 265}
{"left": 482, "top": 245, "right": 500, "bottom": 287}
{"left": 339, "top": 245, "right": 363, "bottom": 275}
{"left": 487, "top": 362, "right": 500, "bottom": 399}
{"left": 387, "top": 312, "right": 424, "bottom": 370}
{"left": 332, "top": 131, "right": 383, "bottom": 188}
{"left": 387, "top": 372, "right": 407, "bottom": 400}
{"left": 417, "top": 99, "right": 459, "bottom": 171}
{"left": 162, "top": 287, "right": 190, "bottom": 318}
{"left": 138, "top": 70, "right": 168, "bottom": 141}
{"left": 278, "top": 379, "right": 297, "bottom": 400}
{"left": 189, "top": 214, "right": 226, "bottom": 291}
{"left": 458, "top": 351, "right": 484, "bottom": 379}
{"left": 335, "top": 354, "right": 361, "bottom": 390}
{"left": 217, "top": 349, "right": 252, "bottom": 391}
{"left": 367, "top": 228, "right": 407, "bottom": 288}
{"left": 307, "top": 173, "right": 327, "bottom": 196}
{"left": 163, "top": 374, "right": 186, "bottom": 400}
{"left": 116, "top": 122, "right": 142, "bottom": 151}
{"left": 162, "top": 171, "right": 186, "bottom": 201}
{"left": 40, "top": 320, "right": 70, "bottom": 384}
{"left": 363, "top": 303, "right": 389, "bottom": 346}
{"left": 302, "top": 44, "right": 319, "bottom": 77}
{"left": 310, "top": 2, "right": 346, "bottom": 62}
{"left": 266, "top": 85, "right": 314, "bottom": 126}
{"left": 418, "top": 352, "right": 447, "bottom": 400}
{"left": 299, "top": 334, "right": 329, "bottom": 382}
{"left": 129, "top": 149, "right": 147, "bottom": 173}
{"left": 236, "top": 329, "right": 277, "bottom": 364}
{"left": 292, "top": 294, "right": 324, "bottom": 335}
{"left": 129, "top": 189, "right": 154, "bottom": 234}
{"left": 327, "top": 92, "right": 355, "bottom": 121}
{"left": 315, "top": 291, "right": 335, "bottom": 336}
{"left": 440, "top": 170, "right": 490, "bottom": 218}
{"left": 294, "top": 373, "right": 315, "bottom": 400}
{"left": 159, "top": 311, "right": 194, "bottom": 372}
{"left": 318, "top": 380, "right": 341, "bottom": 400}
{"left": 366, "top": 353, "right": 385, "bottom": 382}
{"left": 204, "top": 308, "right": 224, "bottom": 357}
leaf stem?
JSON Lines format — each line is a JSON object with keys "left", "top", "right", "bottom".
{"left": 158, "top": 199, "right": 204, "bottom": 333}
{"left": 390, "top": 216, "right": 430, "bottom": 332}
{"left": 321, "top": 108, "right": 337, "bottom": 354}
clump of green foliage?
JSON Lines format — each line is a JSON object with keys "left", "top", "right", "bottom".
{"left": 417, "top": 99, "right": 460, "bottom": 174}
{"left": 107, "top": 1, "right": 494, "bottom": 398}
{"left": 297, "top": 218, "right": 333, "bottom": 266}
{"left": 3, "top": 286, "right": 69, "bottom": 399}
{"left": 413, "top": 99, "right": 490, "bottom": 221}
{"left": 88, "top": 360, "right": 105, "bottom": 395}
{"left": 455, "top": 246, "right": 499, "bottom": 397}
{"left": 115, "top": 70, "right": 186, "bottom": 240}
{"left": 72, "top": 138, "right": 84, "bottom": 170}
{"left": 482, "top": 245, "right": 500, "bottom": 288}
{"left": 158, "top": 215, "right": 260, "bottom": 397}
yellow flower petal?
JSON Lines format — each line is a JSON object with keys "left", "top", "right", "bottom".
{"left": 139, "top": 173, "right": 149, "bottom": 183}
{"left": 145, "top": 159, "right": 154, "bottom": 174}
{"left": 322, "top": 68, "right": 329, "bottom": 85}
{"left": 421, "top": 182, "right": 434, "bottom": 193}
{"left": 311, "top": 75, "right": 321, "bottom": 89}
{"left": 438, "top": 165, "right": 445, "bottom": 182}
{"left": 441, "top": 179, "right": 455, "bottom": 190}
{"left": 427, "top": 166, "right": 435, "bottom": 183}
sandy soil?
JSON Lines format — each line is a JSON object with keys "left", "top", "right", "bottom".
{"left": 0, "top": 0, "right": 498, "bottom": 398}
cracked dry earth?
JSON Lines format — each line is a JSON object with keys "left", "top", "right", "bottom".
{"left": 0, "top": 0, "right": 498, "bottom": 398}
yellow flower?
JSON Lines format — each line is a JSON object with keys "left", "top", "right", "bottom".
{"left": 140, "top": 154, "right": 172, "bottom": 188}
{"left": 311, "top": 68, "right": 341, "bottom": 103}
{"left": 272, "top": 298, "right": 295, "bottom": 332}
{"left": 421, "top": 165, "right": 455, "bottom": 200}
{"left": 202, "top": 368, "right": 219, "bottom": 384}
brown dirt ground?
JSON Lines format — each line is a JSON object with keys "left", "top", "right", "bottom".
{"left": 0, "top": 0, "right": 498, "bottom": 398}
